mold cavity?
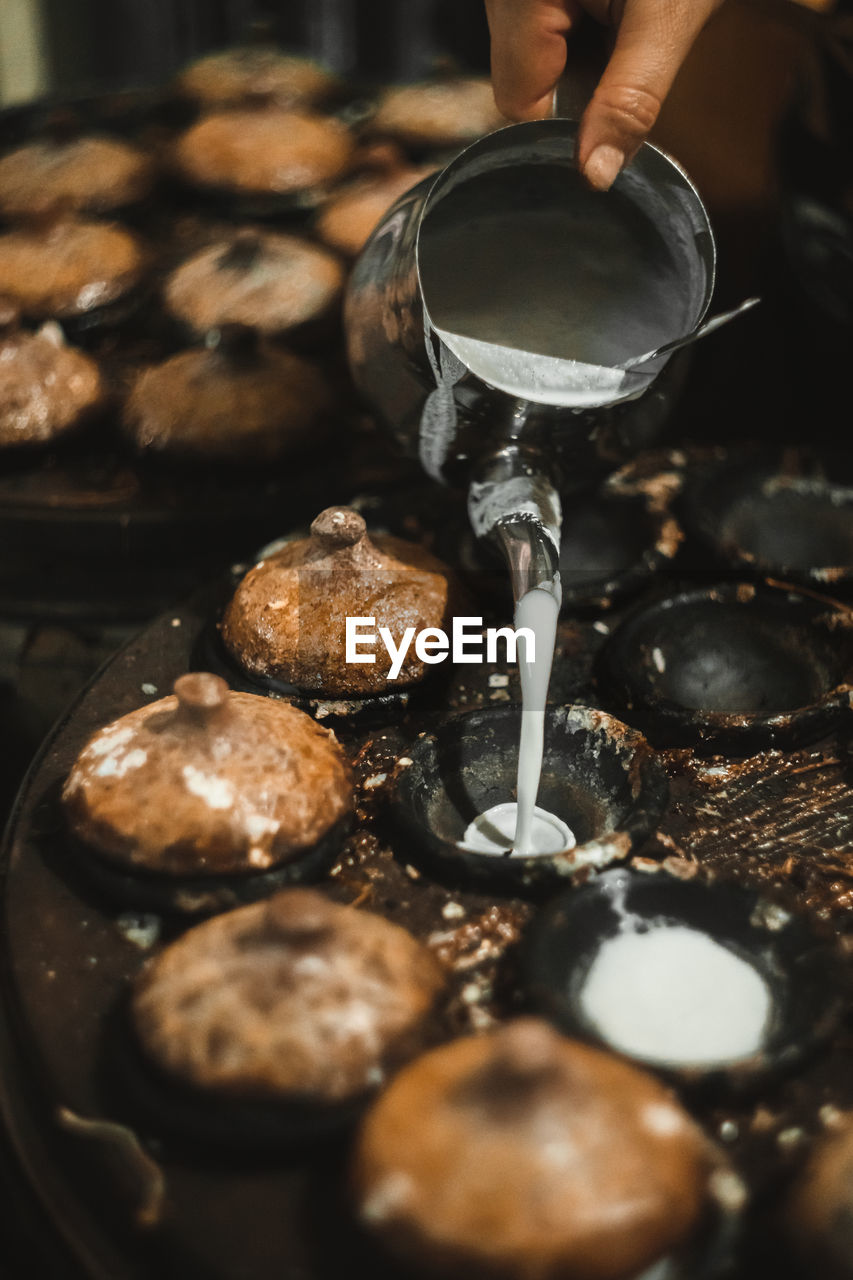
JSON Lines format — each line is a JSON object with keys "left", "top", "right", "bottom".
{"left": 602, "top": 591, "right": 849, "bottom": 729}
{"left": 392, "top": 704, "right": 666, "bottom": 887}
{"left": 647, "top": 604, "right": 831, "bottom": 715}
{"left": 424, "top": 740, "right": 603, "bottom": 851}
{"left": 721, "top": 484, "right": 853, "bottom": 572}
{"left": 559, "top": 495, "right": 655, "bottom": 589}
{"left": 526, "top": 869, "right": 847, "bottom": 1085}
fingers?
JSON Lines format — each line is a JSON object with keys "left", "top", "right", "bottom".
{"left": 486, "top": 0, "right": 582, "bottom": 121}
{"left": 577, "top": 0, "right": 722, "bottom": 190}
{"left": 486, "top": 0, "right": 722, "bottom": 191}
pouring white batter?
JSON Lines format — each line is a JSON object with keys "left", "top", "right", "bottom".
{"left": 460, "top": 585, "right": 576, "bottom": 858}
{"left": 419, "top": 183, "right": 688, "bottom": 411}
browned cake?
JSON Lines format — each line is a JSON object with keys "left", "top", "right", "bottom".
{"left": 0, "top": 215, "right": 145, "bottom": 320}
{"left": 164, "top": 229, "right": 344, "bottom": 336}
{"left": 0, "top": 135, "right": 154, "bottom": 219}
{"left": 131, "top": 888, "right": 446, "bottom": 1103}
{"left": 221, "top": 506, "right": 455, "bottom": 696}
{"left": 0, "top": 308, "right": 105, "bottom": 447}
{"left": 62, "top": 673, "right": 353, "bottom": 877}
{"left": 122, "top": 332, "right": 334, "bottom": 462}
{"left": 369, "top": 77, "right": 507, "bottom": 149}
{"left": 175, "top": 46, "right": 339, "bottom": 109}
{"left": 315, "top": 159, "right": 434, "bottom": 257}
{"left": 173, "top": 108, "right": 354, "bottom": 198}
{"left": 351, "top": 1018, "right": 717, "bottom": 1280}
{"left": 787, "top": 1115, "right": 853, "bottom": 1278}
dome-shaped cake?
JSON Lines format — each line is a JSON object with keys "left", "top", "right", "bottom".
{"left": 221, "top": 506, "right": 456, "bottom": 697}
{"left": 63, "top": 673, "right": 354, "bottom": 888}
{"left": 175, "top": 46, "right": 339, "bottom": 110}
{"left": 0, "top": 213, "right": 144, "bottom": 321}
{"left": 132, "top": 887, "right": 445, "bottom": 1107}
{"left": 315, "top": 149, "right": 433, "bottom": 257}
{"left": 122, "top": 327, "right": 334, "bottom": 462}
{"left": 0, "top": 133, "right": 154, "bottom": 219}
{"left": 164, "top": 229, "right": 343, "bottom": 337}
{"left": 352, "top": 1018, "right": 720, "bottom": 1280}
{"left": 787, "top": 1115, "right": 853, "bottom": 1279}
{"left": 173, "top": 107, "right": 354, "bottom": 201}
{"left": 0, "top": 306, "right": 105, "bottom": 447}
{"left": 369, "top": 77, "right": 506, "bottom": 149}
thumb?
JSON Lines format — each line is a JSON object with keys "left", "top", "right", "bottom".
{"left": 577, "top": 0, "right": 721, "bottom": 191}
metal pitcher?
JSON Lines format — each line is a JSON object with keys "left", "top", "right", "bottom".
{"left": 345, "top": 117, "right": 724, "bottom": 597}
{"left": 347, "top": 116, "right": 717, "bottom": 483}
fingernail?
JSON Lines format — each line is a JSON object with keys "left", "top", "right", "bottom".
{"left": 584, "top": 144, "right": 625, "bottom": 192}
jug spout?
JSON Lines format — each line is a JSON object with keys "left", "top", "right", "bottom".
{"left": 467, "top": 446, "right": 561, "bottom": 606}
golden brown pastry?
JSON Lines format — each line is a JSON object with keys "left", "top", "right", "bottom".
{"left": 131, "top": 888, "right": 445, "bottom": 1104}
{"left": 0, "top": 306, "right": 105, "bottom": 447}
{"left": 122, "top": 329, "right": 333, "bottom": 462}
{"left": 369, "top": 77, "right": 507, "bottom": 149}
{"left": 175, "top": 46, "right": 339, "bottom": 109}
{"left": 173, "top": 107, "right": 354, "bottom": 200}
{"left": 787, "top": 1115, "right": 853, "bottom": 1278}
{"left": 0, "top": 214, "right": 145, "bottom": 320}
{"left": 164, "top": 229, "right": 344, "bottom": 336}
{"left": 0, "top": 134, "right": 154, "bottom": 219}
{"left": 315, "top": 152, "right": 434, "bottom": 257}
{"left": 221, "top": 506, "right": 455, "bottom": 696}
{"left": 352, "top": 1018, "right": 716, "bottom": 1280}
{"left": 62, "top": 673, "right": 353, "bottom": 878}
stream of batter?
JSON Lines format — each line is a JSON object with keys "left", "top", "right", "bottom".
{"left": 421, "top": 170, "right": 656, "bottom": 857}
{"left": 461, "top": 584, "right": 575, "bottom": 858}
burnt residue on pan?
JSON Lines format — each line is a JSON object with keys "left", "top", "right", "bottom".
{"left": 5, "top": 577, "right": 853, "bottom": 1280}
{"left": 660, "top": 746, "right": 853, "bottom": 922}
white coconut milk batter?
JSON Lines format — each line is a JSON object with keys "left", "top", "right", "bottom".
{"left": 427, "top": 176, "right": 676, "bottom": 854}
{"left": 420, "top": 204, "right": 682, "bottom": 368}
{"left": 460, "top": 586, "right": 575, "bottom": 858}
{"left": 513, "top": 586, "right": 563, "bottom": 855}
{"left": 419, "top": 185, "right": 687, "bottom": 408}
{"left": 579, "top": 925, "right": 772, "bottom": 1067}
{"left": 462, "top": 801, "right": 574, "bottom": 857}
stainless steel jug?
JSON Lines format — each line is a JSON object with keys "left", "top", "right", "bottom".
{"left": 345, "top": 117, "right": 719, "bottom": 596}
{"left": 345, "top": 117, "right": 716, "bottom": 487}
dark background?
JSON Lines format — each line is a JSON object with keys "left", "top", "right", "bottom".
{"left": 40, "top": 0, "right": 491, "bottom": 90}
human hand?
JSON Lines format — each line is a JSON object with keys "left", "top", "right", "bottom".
{"left": 485, "top": 0, "right": 723, "bottom": 190}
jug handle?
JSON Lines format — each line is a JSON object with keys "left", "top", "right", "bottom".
{"left": 551, "top": 15, "right": 610, "bottom": 121}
